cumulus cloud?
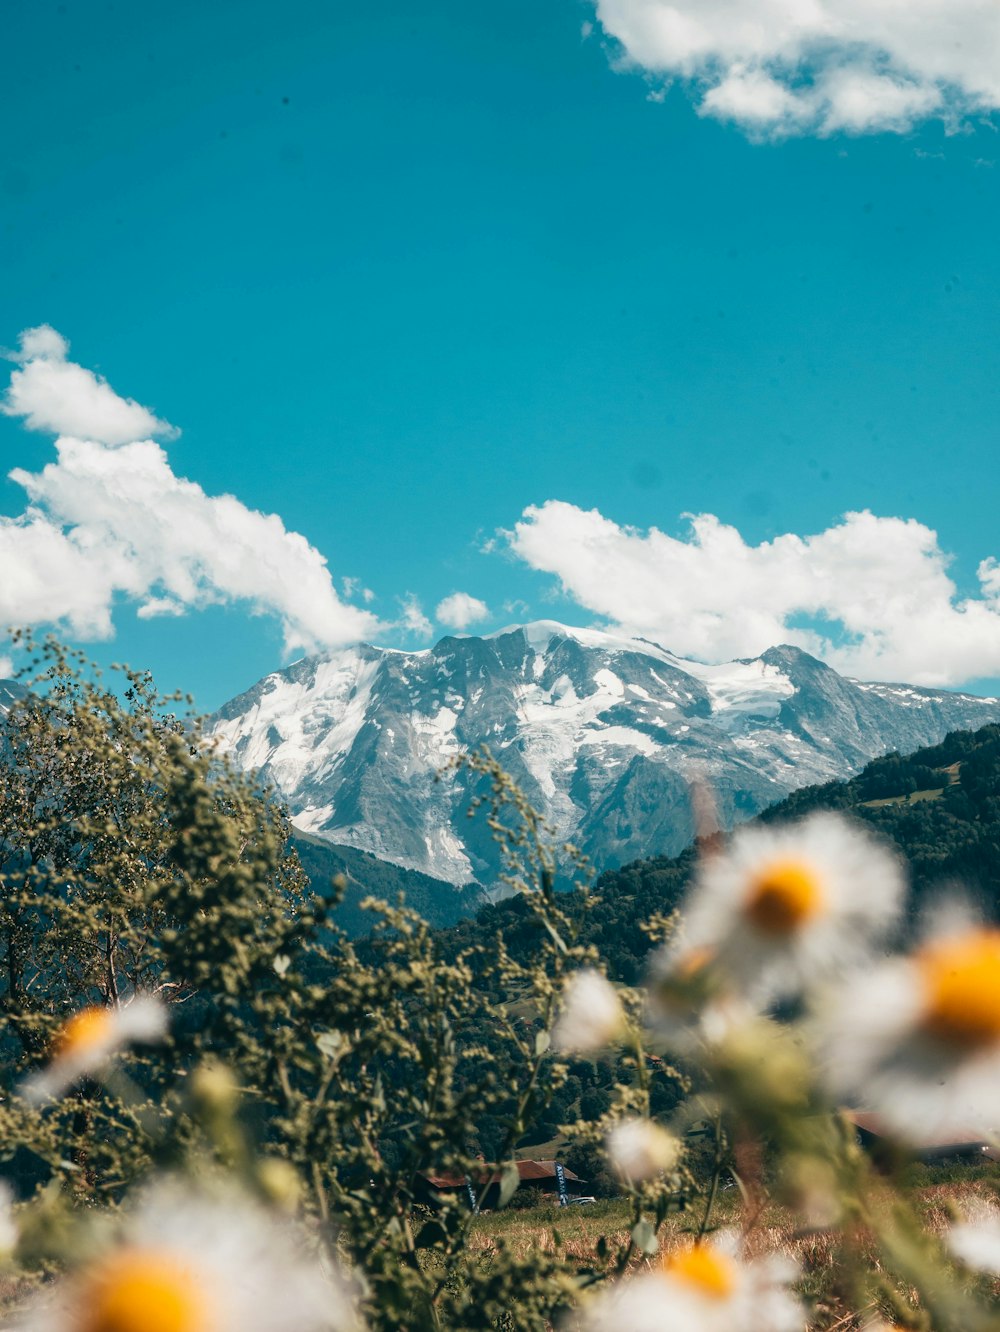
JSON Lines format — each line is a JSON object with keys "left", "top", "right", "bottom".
{"left": 397, "top": 595, "right": 434, "bottom": 639}
{"left": 591, "top": 0, "right": 1000, "bottom": 137}
{"left": 508, "top": 500, "right": 1000, "bottom": 687}
{"left": 2, "top": 325, "right": 177, "bottom": 445}
{"left": 0, "top": 327, "right": 381, "bottom": 654}
{"left": 435, "top": 592, "right": 490, "bottom": 631}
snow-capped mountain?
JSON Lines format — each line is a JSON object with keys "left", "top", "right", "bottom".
{"left": 208, "top": 623, "right": 1000, "bottom": 886}
{"left": 0, "top": 681, "right": 26, "bottom": 713}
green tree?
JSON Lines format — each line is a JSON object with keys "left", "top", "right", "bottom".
{"left": 0, "top": 655, "right": 686, "bottom": 1331}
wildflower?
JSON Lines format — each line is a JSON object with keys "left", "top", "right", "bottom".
{"left": 20, "top": 1178, "right": 358, "bottom": 1332}
{"left": 606, "top": 1117, "right": 681, "bottom": 1182}
{"left": 678, "top": 814, "right": 904, "bottom": 1003}
{"left": 21, "top": 996, "right": 167, "bottom": 1106}
{"left": 646, "top": 941, "right": 754, "bottom": 1051}
{"left": 776, "top": 1153, "right": 842, "bottom": 1229}
{"left": 576, "top": 1233, "right": 802, "bottom": 1332}
{"left": 551, "top": 969, "right": 625, "bottom": 1053}
{"left": 946, "top": 1198, "right": 1000, "bottom": 1274}
{"left": 818, "top": 915, "right": 1000, "bottom": 1137}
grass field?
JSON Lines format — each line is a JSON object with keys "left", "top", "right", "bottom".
{"left": 467, "top": 1164, "right": 1000, "bottom": 1329}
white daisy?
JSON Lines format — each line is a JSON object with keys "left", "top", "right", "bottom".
{"left": 551, "top": 970, "right": 626, "bottom": 1054}
{"left": 946, "top": 1198, "right": 1000, "bottom": 1274}
{"left": 679, "top": 814, "right": 905, "bottom": 1003}
{"left": 818, "top": 918, "right": 1000, "bottom": 1139}
{"left": 646, "top": 941, "right": 755, "bottom": 1052}
{"left": 19, "top": 1177, "right": 359, "bottom": 1332}
{"left": 21, "top": 996, "right": 167, "bottom": 1106}
{"left": 606, "top": 1117, "right": 682, "bottom": 1183}
{"left": 575, "top": 1232, "right": 803, "bottom": 1332}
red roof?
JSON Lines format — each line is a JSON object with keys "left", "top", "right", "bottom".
{"left": 845, "top": 1110, "right": 998, "bottom": 1154}
{"left": 419, "top": 1159, "right": 582, "bottom": 1189}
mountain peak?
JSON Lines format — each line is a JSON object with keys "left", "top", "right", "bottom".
{"left": 209, "top": 626, "right": 1000, "bottom": 889}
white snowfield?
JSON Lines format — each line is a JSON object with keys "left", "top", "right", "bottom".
{"left": 208, "top": 622, "right": 1000, "bottom": 886}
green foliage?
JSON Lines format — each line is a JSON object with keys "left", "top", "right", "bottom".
{"left": 0, "top": 655, "right": 692, "bottom": 1330}
{"left": 4, "top": 644, "right": 1000, "bottom": 1332}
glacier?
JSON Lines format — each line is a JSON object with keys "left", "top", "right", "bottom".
{"left": 208, "top": 622, "right": 1000, "bottom": 888}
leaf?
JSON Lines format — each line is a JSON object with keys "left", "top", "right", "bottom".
{"left": 631, "top": 1218, "right": 659, "bottom": 1256}
{"left": 498, "top": 1159, "right": 521, "bottom": 1208}
{"left": 273, "top": 953, "right": 291, "bottom": 976}
{"left": 534, "top": 1029, "right": 550, "bottom": 1056}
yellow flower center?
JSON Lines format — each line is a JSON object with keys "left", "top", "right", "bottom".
{"left": 662, "top": 1243, "right": 737, "bottom": 1300}
{"left": 56, "top": 1007, "right": 114, "bottom": 1058}
{"left": 917, "top": 930, "right": 1000, "bottom": 1050}
{"left": 76, "top": 1249, "right": 211, "bottom": 1332}
{"left": 744, "top": 859, "right": 825, "bottom": 935}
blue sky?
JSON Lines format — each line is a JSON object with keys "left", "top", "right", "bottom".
{"left": 2, "top": 0, "right": 1000, "bottom": 708}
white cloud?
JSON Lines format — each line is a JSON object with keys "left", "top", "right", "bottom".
{"left": 435, "top": 592, "right": 490, "bottom": 631}
{"left": 2, "top": 326, "right": 177, "bottom": 445}
{"left": 397, "top": 595, "right": 434, "bottom": 639}
{"left": 507, "top": 500, "right": 1000, "bottom": 687}
{"left": 342, "top": 576, "right": 375, "bottom": 604}
{"left": 591, "top": 0, "right": 1000, "bottom": 137}
{"left": 136, "top": 596, "right": 186, "bottom": 620}
{"left": 0, "top": 656, "right": 13, "bottom": 679}
{"left": 0, "top": 327, "right": 382, "bottom": 655}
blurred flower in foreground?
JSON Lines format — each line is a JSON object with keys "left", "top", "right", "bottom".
{"left": 646, "top": 942, "right": 754, "bottom": 1052}
{"left": 551, "top": 970, "right": 625, "bottom": 1053}
{"left": 0, "top": 1181, "right": 18, "bottom": 1259}
{"left": 606, "top": 1117, "right": 681, "bottom": 1183}
{"left": 819, "top": 918, "right": 1000, "bottom": 1137}
{"left": 776, "top": 1153, "right": 842, "bottom": 1229}
{"left": 21, "top": 996, "right": 167, "bottom": 1106}
{"left": 576, "top": 1233, "right": 802, "bottom": 1332}
{"left": 946, "top": 1198, "right": 1000, "bottom": 1274}
{"left": 21, "top": 1179, "right": 359, "bottom": 1332}
{"left": 680, "top": 814, "right": 904, "bottom": 1003}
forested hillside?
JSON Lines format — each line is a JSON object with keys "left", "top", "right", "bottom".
{"left": 293, "top": 834, "right": 476, "bottom": 934}
{"left": 442, "top": 723, "right": 1000, "bottom": 984}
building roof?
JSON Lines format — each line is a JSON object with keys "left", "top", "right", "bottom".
{"left": 844, "top": 1110, "right": 998, "bottom": 1155}
{"left": 419, "top": 1159, "right": 582, "bottom": 1189}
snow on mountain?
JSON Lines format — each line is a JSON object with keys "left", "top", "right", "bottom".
{"left": 207, "top": 623, "right": 1000, "bottom": 886}
{"left": 0, "top": 681, "right": 26, "bottom": 713}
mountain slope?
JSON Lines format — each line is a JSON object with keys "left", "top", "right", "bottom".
{"left": 445, "top": 723, "right": 1000, "bottom": 985}
{"left": 292, "top": 834, "right": 477, "bottom": 935}
{"left": 209, "top": 623, "right": 1000, "bottom": 888}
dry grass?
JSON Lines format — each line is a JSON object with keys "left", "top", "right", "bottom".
{"left": 467, "top": 1169, "right": 1000, "bottom": 1330}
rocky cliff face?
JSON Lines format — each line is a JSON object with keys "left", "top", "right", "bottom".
{"left": 208, "top": 623, "right": 1000, "bottom": 886}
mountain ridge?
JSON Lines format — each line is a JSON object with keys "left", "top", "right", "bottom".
{"left": 208, "top": 623, "right": 1000, "bottom": 889}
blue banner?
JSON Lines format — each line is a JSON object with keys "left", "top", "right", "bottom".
{"left": 554, "top": 1161, "right": 568, "bottom": 1207}
{"left": 464, "top": 1175, "right": 478, "bottom": 1213}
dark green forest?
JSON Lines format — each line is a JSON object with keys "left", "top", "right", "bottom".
{"left": 294, "top": 833, "right": 476, "bottom": 935}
